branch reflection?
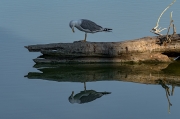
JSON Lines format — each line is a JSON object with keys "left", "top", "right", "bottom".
{"left": 156, "top": 79, "right": 174, "bottom": 113}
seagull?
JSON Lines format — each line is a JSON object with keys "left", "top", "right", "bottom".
{"left": 68, "top": 90, "right": 111, "bottom": 104}
{"left": 69, "top": 19, "right": 112, "bottom": 42}
{"left": 68, "top": 82, "right": 111, "bottom": 104}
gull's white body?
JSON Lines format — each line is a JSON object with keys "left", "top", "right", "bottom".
{"left": 69, "top": 19, "right": 112, "bottom": 41}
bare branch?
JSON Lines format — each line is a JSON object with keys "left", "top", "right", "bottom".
{"left": 151, "top": 0, "right": 176, "bottom": 36}
{"left": 155, "top": 0, "right": 176, "bottom": 29}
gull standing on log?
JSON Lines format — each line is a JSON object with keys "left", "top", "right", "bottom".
{"left": 69, "top": 19, "right": 112, "bottom": 42}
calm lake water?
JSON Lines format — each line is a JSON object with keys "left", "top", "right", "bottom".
{"left": 1, "top": 0, "right": 180, "bottom": 119}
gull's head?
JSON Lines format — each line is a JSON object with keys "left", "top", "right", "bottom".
{"left": 68, "top": 91, "right": 75, "bottom": 104}
{"left": 69, "top": 20, "right": 76, "bottom": 33}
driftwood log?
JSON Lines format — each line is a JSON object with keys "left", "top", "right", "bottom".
{"left": 25, "top": 34, "right": 180, "bottom": 63}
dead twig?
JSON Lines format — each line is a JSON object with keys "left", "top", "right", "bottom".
{"left": 151, "top": 0, "right": 176, "bottom": 36}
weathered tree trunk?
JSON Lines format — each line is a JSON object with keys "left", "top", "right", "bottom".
{"left": 25, "top": 34, "right": 180, "bottom": 63}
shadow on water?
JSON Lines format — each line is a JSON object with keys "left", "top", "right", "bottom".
{"left": 25, "top": 61, "right": 180, "bottom": 113}
{"left": 68, "top": 82, "right": 111, "bottom": 104}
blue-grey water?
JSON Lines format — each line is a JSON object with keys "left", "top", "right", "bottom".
{"left": 1, "top": 0, "right": 180, "bottom": 119}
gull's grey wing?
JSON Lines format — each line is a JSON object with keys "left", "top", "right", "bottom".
{"left": 80, "top": 19, "right": 103, "bottom": 32}
{"left": 79, "top": 93, "right": 102, "bottom": 104}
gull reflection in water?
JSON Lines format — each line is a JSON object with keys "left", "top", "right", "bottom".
{"left": 68, "top": 82, "right": 111, "bottom": 104}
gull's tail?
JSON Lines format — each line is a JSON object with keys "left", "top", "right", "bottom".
{"left": 103, "top": 28, "right": 112, "bottom": 32}
{"left": 100, "top": 92, "right": 111, "bottom": 95}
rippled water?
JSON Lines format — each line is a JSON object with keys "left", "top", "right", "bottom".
{"left": 1, "top": 0, "right": 180, "bottom": 119}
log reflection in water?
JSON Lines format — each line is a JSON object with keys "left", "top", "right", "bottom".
{"left": 25, "top": 62, "right": 180, "bottom": 86}
{"left": 25, "top": 62, "right": 180, "bottom": 112}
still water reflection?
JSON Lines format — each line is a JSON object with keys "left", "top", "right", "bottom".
{"left": 68, "top": 82, "right": 111, "bottom": 104}
{"left": 1, "top": 0, "right": 180, "bottom": 118}
{"left": 25, "top": 62, "right": 180, "bottom": 115}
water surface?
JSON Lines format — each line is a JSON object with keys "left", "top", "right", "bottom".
{"left": 0, "top": 0, "right": 180, "bottom": 119}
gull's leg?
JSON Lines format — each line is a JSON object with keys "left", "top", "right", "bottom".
{"left": 84, "top": 82, "right": 86, "bottom": 91}
{"left": 83, "top": 33, "right": 87, "bottom": 42}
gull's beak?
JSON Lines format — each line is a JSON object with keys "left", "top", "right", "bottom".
{"left": 72, "top": 27, "right": 75, "bottom": 33}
